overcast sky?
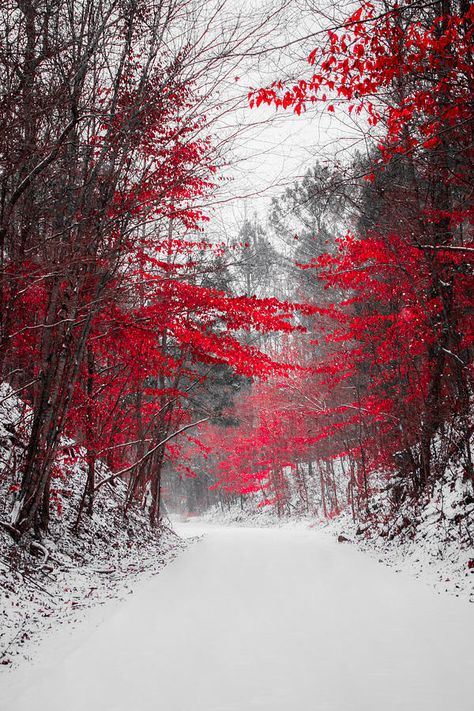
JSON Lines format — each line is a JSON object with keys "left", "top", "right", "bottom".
{"left": 192, "top": 0, "right": 367, "bottom": 241}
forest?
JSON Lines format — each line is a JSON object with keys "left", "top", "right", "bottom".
{"left": 0, "top": 0, "right": 473, "bottom": 699}
{"left": 1, "top": 0, "right": 472, "bottom": 539}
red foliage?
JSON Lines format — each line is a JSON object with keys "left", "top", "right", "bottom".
{"left": 202, "top": 0, "right": 474, "bottom": 517}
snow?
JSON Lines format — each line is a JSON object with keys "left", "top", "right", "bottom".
{"left": 0, "top": 382, "right": 188, "bottom": 668}
{"left": 0, "top": 524, "right": 187, "bottom": 668}
{"left": 202, "top": 461, "right": 474, "bottom": 603}
{"left": 2, "top": 521, "right": 474, "bottom": 711}
{"left": 324, "top": 513, "right": 474, "bottom": 604}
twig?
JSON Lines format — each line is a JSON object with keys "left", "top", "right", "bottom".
{"left": 0, "top": 520, "right": 20, "bottom": 537}
{"left": 94, "top": 417, "right": 209, "bottom": 491}
{"left": 30, "top": 541, "right": 50, "bottom": 571}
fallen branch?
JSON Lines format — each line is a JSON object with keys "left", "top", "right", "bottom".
{"left": 30, "top": 541, "right": 50, "bottom": 571}
{"left": 0, "top": 621, "right": 28, "bottom": 664}
{"left": 0, "top": 520, "right": 20, "bottom": 538}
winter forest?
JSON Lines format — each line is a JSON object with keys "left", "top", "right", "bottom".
{"left": 0, "top": 0, "right": 473, "bottom": 708}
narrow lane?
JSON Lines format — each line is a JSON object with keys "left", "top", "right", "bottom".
{"left": 3, "top": 525, "right": 474, "bottom": 711}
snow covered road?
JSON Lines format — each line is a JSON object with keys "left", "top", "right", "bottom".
{"left": 2, "top": 523, "right": 474, "bottom": 711}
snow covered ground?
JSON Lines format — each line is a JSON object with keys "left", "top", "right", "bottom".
{"left": 0, "top": 382, "right": 190, "bottom": 668}
{"left": 202, "top": 464, "right": 474, "bottom": 604}
{"left": 2, "top": 521, "right": 473, "bottom": 711}
{"left": 0, "top": 524, "right": 187, "bottom": 668}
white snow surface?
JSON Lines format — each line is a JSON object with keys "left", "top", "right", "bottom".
{"left": 0, "top": 381, "right": 188, "bottom": 668}
{"left": 202, "top": 463, "right": 474, "bottom": 604}
{"left": 2, "top": 520, "right": 474, "bottom": 711}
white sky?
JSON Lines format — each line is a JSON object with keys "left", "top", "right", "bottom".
{"left": 197, "top": 0, "right": 368, "bottom": 239}
{"left": 210, "top": 104, "right": 362, "bottom": 235}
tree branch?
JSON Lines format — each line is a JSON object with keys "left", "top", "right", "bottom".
{"left": 94, "top": 417, "right": 209, "bottom": 492}
{"left": 417, "top": 244, "right": 474, "bottom": 254}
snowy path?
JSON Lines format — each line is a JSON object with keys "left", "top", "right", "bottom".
{"left": 2, "top": 523, "right": 474, "bottom": 711}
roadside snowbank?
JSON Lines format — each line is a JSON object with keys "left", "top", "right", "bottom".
{"left": 0, "top": 383, "right": 188, "bottom": 668}
{"left": 201, "top": 502, "right": 283, "bottom": 527}
{"left": 202, "top": 468, "right": 474, "bottom": 602}
{"left": 325, "top": 468, "right": 474, "bottom": 603}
